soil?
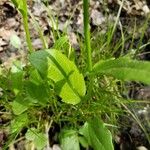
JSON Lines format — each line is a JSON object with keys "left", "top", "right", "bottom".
{"left": 0, "top": 0, "right": 150, "bottom": 150}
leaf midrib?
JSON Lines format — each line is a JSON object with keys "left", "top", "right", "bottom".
{"left": 47, "top": 52, "right": 82, "bottom": 100}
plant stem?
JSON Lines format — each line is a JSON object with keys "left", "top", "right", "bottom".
{"left": 83, "top": 0, "right": 92, "bottom": 72}
{"left": 83, "top": 0, "right": 93, "bottom": 101}
{"left": 23, "top": 16, "right": 33, "bottom": 53}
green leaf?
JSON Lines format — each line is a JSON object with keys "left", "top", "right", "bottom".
{"left": 25, "top": 128, "right": 38, "bottom": 141}
{"left": 89, "top": 118, "right": 114, "bottom": 150}
{"left": 53, "top": 36, "right": 69, "bottom": 50}
{"left": 79, "top": 122, "right": 105, "bottom": 150}
{"left": 11, "top": 113, "right": 28, "bottom": 134}
{"left": 29, "top": 49, "right": 86, "bottom": 105}
{"left": 29, "top": 69, "right": 44, "bottom": 85}
{"left": 11, "top": 0, "right": 27, "bottom": 17}
{"left": 34, "top": 133, "right": 47, "bottom": 150}
{"left": 11, "top": 0, "right": 18, "bottom": 7}
{"left": 12, "top": 96, "right": 30, "bottom": 115}
{"left": 92, "top": 57, "right": 150, "bottom": 84}
{"left": 79, "top": 122, "right": 91, "bottom": 145}
{"left": 78, "top": 136, "right": 89, "bottom": 148}
{"left": 25, "top": 81, "right": 49, "bottom": 105}
{"left": 29, "top": 50, "right": 48, "bottom": 77}
{"left": 10, "top": 72, "right": 23, "bottom": 94}
{"left": 10, "top": 61, "right": 24, "bottom": 95}
{"left": 79, "top": 118, "right": 114, "bottom": 150}
{"left": 25, "top": 128, "right": 47, "bottom": 150}
{"left": 60, "top": 129, "right": 80, "bottom": 150}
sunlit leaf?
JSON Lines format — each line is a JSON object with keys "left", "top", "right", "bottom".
{"left": 92, "top": 57, "right": 150, "bottom": 84}
{"left": 12, "top": 96, "right": 30, "bottom": 115}
{"left": 60, "top": 129, "right": 80, "bottom": 150}
{"left": 29, "top": 49, "right": 86, "bottom": 105}
{"left": 26, "top": 128, "right": 47, "bottom": 150}
{"left": 11, "top": 113, "right": 28, "bottom": 133}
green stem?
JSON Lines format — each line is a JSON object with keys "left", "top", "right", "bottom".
{"left": 83, "top": 0, "right": 93, "bottom": 101}
{"left": 23, "top": 16, "right": 33, "bottom": 53}
{"left": 83, "top": 0, "right": 92, "bottom": 72}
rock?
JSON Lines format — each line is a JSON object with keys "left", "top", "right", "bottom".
{"left": 44, "top": 144, "right": 61, "bottom": 150}
{"left": 136, "top": 87, "right": 150, "bottom": 100}
{"left": 91, "top": 9, "right": 105, "bottom": 26}
{"left": 52, "top": 144, "right": 61, "bottom": 150}
{"left": 137, "top": 146, "right": 148, "bottom": 150}
{"left": 33, "top": 1, "right": 45, "bottom": 17}
{"left": 6, "top": 18, "right": 19, "bottom": 29}
{"left": 32, "top": 38, "right": 43, "bottom": 50}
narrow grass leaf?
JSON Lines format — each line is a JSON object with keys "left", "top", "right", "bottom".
{"left": 53, "top": 36, "right": 69, "bottom": 50}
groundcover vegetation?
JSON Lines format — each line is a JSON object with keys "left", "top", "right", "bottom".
{"left": 0, "top": 0, "right": 150, "bottom": 149}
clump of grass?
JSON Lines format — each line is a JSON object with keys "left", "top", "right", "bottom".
{"left": 1, "top": 0, "right": 150, "bottom": 149}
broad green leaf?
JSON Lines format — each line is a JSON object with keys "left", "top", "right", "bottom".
{"left": 12, "top": 100, "right": 28, "bottom": 115}
{"left": 29, "top": 49, "right": 86, "bottom": 105}
{"left": 10, "top": 61, "right": 24, "bottom": 95}
{"left": 9, "top": 72, "right": 23, "bottom": 95}
{"left": 53, "top": 36, "right": 75, "bottom": 60}
{"left": 60, "top": 130, "right": 80, "bottom": 150}
{"left": 29, "top": 50, "right": 48, "bottom": 77}
{"left": 92, "top": 57, "right": 150, "bottom": 84}
{"left": 11, "top": 60, "right": 23, "bottom": 73}
{"left": 79, "top": 122, "right": 105, "bottom": 150}
{"left": 89, "top": 117, "right": 114, "bottom": 150}
{"left": 26, "top": 128, "right": 47, "bottom": 150}
{"left": 25, "top": 128, "right": 38, "bottom": 141}
{"left": 78, "top": 136, "right": 89, "bottom": 148}
{"left": 79, "top": 122, "right": 91, "bottom": 145}
{"left": 79, "top": 118, "right": 114, "bottom": 150}
{"left": 25, "top": 81, "right": 49, "bottom": 105}
{"left": 11, "top": 113, "right": 28, "bottom": 133}
{"left": 34, "top": 133, "right": 47, "bottom": 150}
{"left": 29, "top": 69, "right": 43, "bottom": 85}
{"left": 12, "top": 96, "right": 30, "bottom": 115}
